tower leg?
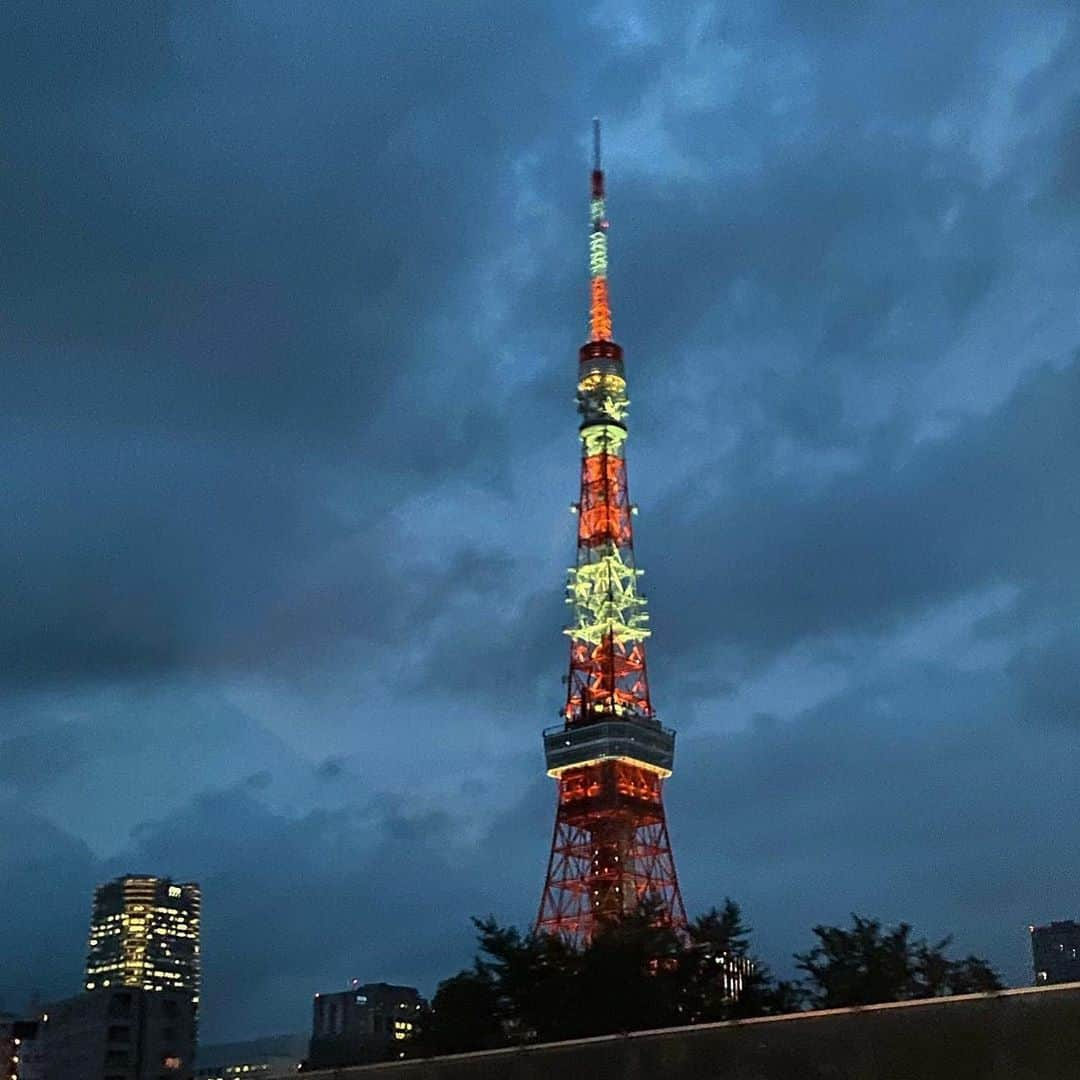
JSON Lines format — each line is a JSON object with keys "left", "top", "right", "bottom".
{"left": 536, "top": 762, "right": 685, "bottom": 944}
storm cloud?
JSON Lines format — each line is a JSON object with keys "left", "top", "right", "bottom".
{"left": 2, "top": 0, "right": 1079, "bottom": 1042}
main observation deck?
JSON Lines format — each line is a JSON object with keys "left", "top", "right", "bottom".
{"left": 543, "top": 719, "right": 675, "bottom": 778}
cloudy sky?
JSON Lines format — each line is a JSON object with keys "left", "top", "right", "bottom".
{"left": 3, "top": 0, "right": 1080, "bottom": 1044}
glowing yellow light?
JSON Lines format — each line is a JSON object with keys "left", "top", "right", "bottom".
{"left": 546, "top": 753, "right": 671, "bottom": 780}
{"left": 578, "top": 371, "right": 625, "bottom": 395}
{"left": 580, "top": 424, "right": 627, "bottom": 456}
{"left": 589, "top": 230, "right": 607, "bottom": 277}
{"left": 579, "top": 368, "right": 629, "bottom": 425}
{"left": 564, "top": 549, "right": 650, "bottom": 647}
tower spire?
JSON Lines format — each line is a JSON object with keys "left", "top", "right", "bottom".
{"left": 588, "top": 118, "right": 612, "bottom": 342}
{"left": 536, "top": 125, "right": 686, "bottom": 945}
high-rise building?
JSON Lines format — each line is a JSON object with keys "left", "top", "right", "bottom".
{"left": 307, "top": 982, "right": 422, "bottom": 1069}
{"left": 536, "top": 122, "right": 686, "bottom": 943}
{"left": 1031, "top": 920, "right": 1080, "bottom": 985}
{"left": 85, "top": 875, "right": 201, "bottom": 998}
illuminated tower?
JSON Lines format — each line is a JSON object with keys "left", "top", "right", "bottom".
{"left": 84, "top": 874, "right": 201, "bottom": 998}
{"left": 537, "top": 122, "right": 686, "bottom": 943}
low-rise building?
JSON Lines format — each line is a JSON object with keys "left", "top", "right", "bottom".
{"left": 1, "top": 1014, "right": 46, "bottom": 1080}
{"left": 39, "top": 987, "right": 196, "bottom": 1080}
{"left": 194, "top": 1033, "right": 307, "bottom": 1079}
{"left": 1031, "top": 920, "right": 1080, "bottom": 986}
{"left": 307, "top": 982, "right": 422, "bottom": 1069}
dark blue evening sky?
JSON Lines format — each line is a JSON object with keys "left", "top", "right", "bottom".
{"left": 2, "top": 0, "right": 1079, "bottom": 1042}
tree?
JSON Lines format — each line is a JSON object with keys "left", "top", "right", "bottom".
{"left": 574, "top": 902, "right": 683, "bottom": 1036}
{"left": 415, "top": 898, "right": 786, "bottom": 1058}
{"left": 415, "top": 969, "right": 503, "bottom": 1057}
{"left": 474, "top": 901, "right": 684, "bottom": 1041}
{"left": 683, "top": 899, "right": 801, "bottom": 1021}
{"left": 682, "top": 899, "right": 753, "bottom": 1022}
{"left": 795, "top": 914, "right": 1003, "bottom": 1009}
{"left": 942, "top": 954, "right": 1004, "bottom": 995}
{"left": 472, "top": 915, "right": 582, "bottom": 1042}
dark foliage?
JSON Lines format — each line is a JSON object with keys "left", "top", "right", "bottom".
{"left": 417, "top": 905, "right": 1002, "bottom": 1057}
{"left": 794, "top": 913, "right": 1003, "bottom": 1008}
{"left": 682, "top": 899, "right": 796, "bottom": 1022}
{"left": 414, "top": 969, "right": 502, "bottom": 1057}
{"left": 419, "top": 898, "right": 770, "bottom": 1055}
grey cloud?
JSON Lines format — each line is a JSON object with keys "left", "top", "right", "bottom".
{"left": 645, "top": 354, "right": 1080, "bottom": 666}
{"left": 669, "top": 643, "right": 1080, "bottom": 989}
{"left": 112, "top": 786, "right": 525, "bottom": 1041}
{"left": 2, "top": 0, "right": 1080, "bottom": 1047}
{"left": 1009, "top": 633, "right": 1080, "bottom": 729}
{"left": 0, "top": 723, "right": 91, "bottom": 788}
{"left": 0, "top": 803, "right": 99, "bottom": 1009}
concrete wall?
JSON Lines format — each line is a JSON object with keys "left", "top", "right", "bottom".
{"left": 301, "top": 982, "right": 1080, "bottom": 1080}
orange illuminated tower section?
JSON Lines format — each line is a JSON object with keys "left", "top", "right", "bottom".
{"left": 537, "top": 122, "right": 687, "bottom": 943}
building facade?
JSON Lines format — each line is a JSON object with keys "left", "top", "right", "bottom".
{"left": 1, "top": 1014, "right": 46, "bottom": 1080}
{"left": 85, "top": 875, "right": 201, "bottom": 999}
{"left": 38, "top": 987, "right": 196, "bottom": 1080}
{"left": 307, "top": 983, "right": 421, "bottom": 1068}
{"left": 1031, "top": 920, "right": 1080, "bottom": 985}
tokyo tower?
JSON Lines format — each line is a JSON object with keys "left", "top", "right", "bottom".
{"left": 537, "top": 121, "right": 687, "bottom": 943}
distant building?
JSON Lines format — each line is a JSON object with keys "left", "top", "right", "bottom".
{"left": 1031, "top": 920, "right": 1080, "bottom": 985}
{"left": 711, "top": 951, "right": 756, "bottom": 1001}
{"left": 85, "top": 875, "right": 201, "bottom": 999}
{"left": 307, "top": 982, "right": 422, "bottom": 1068}
{"left": 1, "top": 1014, "right": 46, "bottom": 1080}
{"left": 37, "top": 987, "right": 196, "bottom": 1080}
{"left": 194, "top": 1033, "right": 307, "bottom": 1079}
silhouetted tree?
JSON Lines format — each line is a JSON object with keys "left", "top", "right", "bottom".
{"left": 683, "top": 899, "right": 803, "bottom": 1021}
{"left": 942, "top": 954, "right": 1004, "bottom": 995}
{"left": 575, "top": 902, "right": 683, "bottom": 1036}
{"left": 472, "top": 915, "right": 582, "bottom": 1042}
{"left": 415, "top": 969, "right": 502, "bottom": 1056}
{"left": 682, "top": 899, "right": 753, "bottom": 1022}
{"left": 417, "top": 898, "right": 800, "bottom": 1057}
{"left": 795, "top": 914, "right": 1003, "bottom": 1008}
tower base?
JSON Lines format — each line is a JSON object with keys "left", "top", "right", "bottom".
{"left": 536, "top": 760, "right": 686, "bottom": 944}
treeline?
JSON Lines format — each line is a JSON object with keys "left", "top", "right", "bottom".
{"left": 414, "top": 902, "right": 1002, "bottom": 1057}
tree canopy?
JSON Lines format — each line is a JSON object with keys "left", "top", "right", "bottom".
{"left": 414, "top": 905, "right": 1002, "bottom": 1057}
{"left": 794, "top": 913, "right": 1003, "bottom": 1009}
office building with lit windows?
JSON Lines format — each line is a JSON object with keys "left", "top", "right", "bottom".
{"left": 1031, "top": 919, "right": 1080, "bottom": 985}
{"left": 85, "top": 875, "right": 201, "bottom": 998}
{"left": 308, "top": 982, "right": 422, "bottom": 1068}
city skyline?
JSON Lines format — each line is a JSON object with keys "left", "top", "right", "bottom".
{"left": 3, "top": 0, "right": 1080, "bottom": 1046}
